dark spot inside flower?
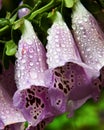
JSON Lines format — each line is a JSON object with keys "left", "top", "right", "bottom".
{"left": 54, "top": 83, "right": 56, "bottom": 88}
{"left": 66, "top": 85, "right": 70, "bottom": 91}
{"left": 71, "top": 79, "right": 74, "bottom": 82}
{"left": 55, "top": 71, "right": 62, "bottom": 77}
{"left": 38, "top": 89, "right": 41, "bottom": 92}
{"left": 30, "top": 98, "right": 35, "bottom": 105}
{"left": 34, "top": 115, "right": 37, "bottom": 119}
{"left": 26, "top": 95, "right": 35, "bottom": 106}
{"left": 71, "top": 74, "right": 74, "bottom": 77}
{"left": 56, "top": 100, "right": 61, "bottom": 105}
{"left": 36, "top": 97, "right": 41, "bottom": 104}
{"left": 78, "top": 82, "right": 81, "bottom": 86}
{"left": 58, "top": 83, "right": 63, "bottom": 90}
{"left": 64, "top": 88, "right": 67, "bottom": 94}
{"left": 55, "top": 78, "right": 57, "bottom": 83}
{"left": 26, "top": 102, "right": 29, "bottom": 108}
{"left": 28, "top": 94, "right": 33, "bottom": 99}
{"left": 27, "top": 89, "right": 34, "bottom": 95}
{"left": 41, "top": 103, "right": 44, "bottom": 108}
{"left": 60, "top": 68, "right": 64, "bottom": 74}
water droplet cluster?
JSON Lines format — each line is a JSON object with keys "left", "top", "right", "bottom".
{"left": 72, "top": 2, "right": 104, "bottom": 70}
{"left": 46, "top": 21, "right": 81, "bottom": 68}
{"left": 15, "top": 34, "right": 48, "bottom": 90}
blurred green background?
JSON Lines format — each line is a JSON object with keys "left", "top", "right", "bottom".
{"left": 45, "top": 91, "right": 104, "bottom": 130}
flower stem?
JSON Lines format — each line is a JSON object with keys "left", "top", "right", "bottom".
{"left": 28, "top": 0, "right": 56, "bottom": 20}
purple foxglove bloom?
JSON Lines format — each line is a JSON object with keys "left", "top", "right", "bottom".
{"left": 18, "top": 2, "right": 30, "bottom": 18}
{"left": 0, "top": 62, "right": 25, "bottom": 129}
{"left": 13, "top": 19, "right": 54, "bottom": 126}
{"left": 72, "top": 0, "right": 104, "bottom": 71}
{"left": 46, "top": 11, "right": 101, "bottom": 116}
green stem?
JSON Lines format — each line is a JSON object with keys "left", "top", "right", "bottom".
{"left": 0, "top": 40, "right": 7, "bottom": 43}
{"left": 0, "top": 25, "right": 10, "bottom": 36}
{"left": 28, "top": 0, "right": 56, "bottom": 20}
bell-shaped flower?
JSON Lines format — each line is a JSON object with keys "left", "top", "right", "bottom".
{"left": 72, "top": 0, "right": 104, "bottom": 71}
{"left": 13, "top": 19, "right": 54, "bottom": 126}
{"left": 0, "top": 62, "right": 25, "bottom": 129}
{"left": 45, "top": 11, "right": 101, "bottom": 117}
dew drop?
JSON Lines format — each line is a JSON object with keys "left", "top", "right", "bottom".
{"left": 30, "top": 62, "right": 34, "bottom": 66}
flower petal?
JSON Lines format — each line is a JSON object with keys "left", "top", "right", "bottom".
{"left": 26, "top": 117, "right": 54, "bottom": 130}
{"left": 0, "top": 63, "right": 25, "bottom": 129}
{"left": 46, "top": 11, "right": 81, "bottom": 69}
{"left": 13, "top": 85, "right": 53, "bottom": 126}
{"left": 15, "top": 19, "right": 48, "bottom": 90}
{"left": 45, "top": 61, "right": 100, "bottom": 115}
{"left": 72, "top": 1, "right": 104, "bottom": 70}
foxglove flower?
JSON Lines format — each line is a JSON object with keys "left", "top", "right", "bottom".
{"left": 13, "top": 19, "right": 54, "bottom": 126}
{"left": 0, "top": 62, "right": 25, "bottom": 129}
{"left": 72, "top": 0, "right": 104, "bottom": 71}
{"left": 46, "top": 11, "right": 100, "bottom": 116}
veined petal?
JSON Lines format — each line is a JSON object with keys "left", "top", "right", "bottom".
{"left": 15, "top": 19, "right": 48, "bottom": 90}
{"left": 13, "top": 86, "right": 53, "bottom": 126}
{"left": 45, "top": 62, "right": 100, "bottom": 114}
{"left": 72, "top": 0, "right": 104, "bottom": 70}
{"left": 46, "top": 11, "right": 81, "bottom": 69}
{"left": 0, "top": 63, "right": 25, "bottom": 129}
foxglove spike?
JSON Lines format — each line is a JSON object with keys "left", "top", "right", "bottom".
{"left": 15, "top": 19, "right": 48, "bottom": 90}
{"left": 0, "top": 62, "right": 25, "bottom": 129}
{"left": 46, "top": 11, "right": 81, "bottom": 69}
{"left": 72, "top": 0, "right": 104, "bottom": 70}
{"left": 13, "top": 86, "right": 53, "bottom": 126}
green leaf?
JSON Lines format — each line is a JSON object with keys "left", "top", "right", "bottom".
{"left": 5, "top": 40, "right": 17, "bottom": 56}
{"left": 0, "top": 18, "right": 10, "bottom": 28}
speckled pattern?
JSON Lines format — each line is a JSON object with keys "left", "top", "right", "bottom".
{"left": 45, "top": 62, "right": 100, "bottom": 116}
{"left": 13, "top": 86, "right": 53, "bottom": 126}
{"left": 72, "top": 1, "right": 104, "bottom": 70}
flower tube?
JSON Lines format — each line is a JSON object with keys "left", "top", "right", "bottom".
{"left": 72, "top": 0, "right": 104, "bottom": 71}
{"left": 13, "top": 19, "right": 53, "bottom": 126}
{"left": 46, "top": 11, "right": 101, "bottom": 116}
{"left": 0, "top": 62, "right": 25, "bottom": 129}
